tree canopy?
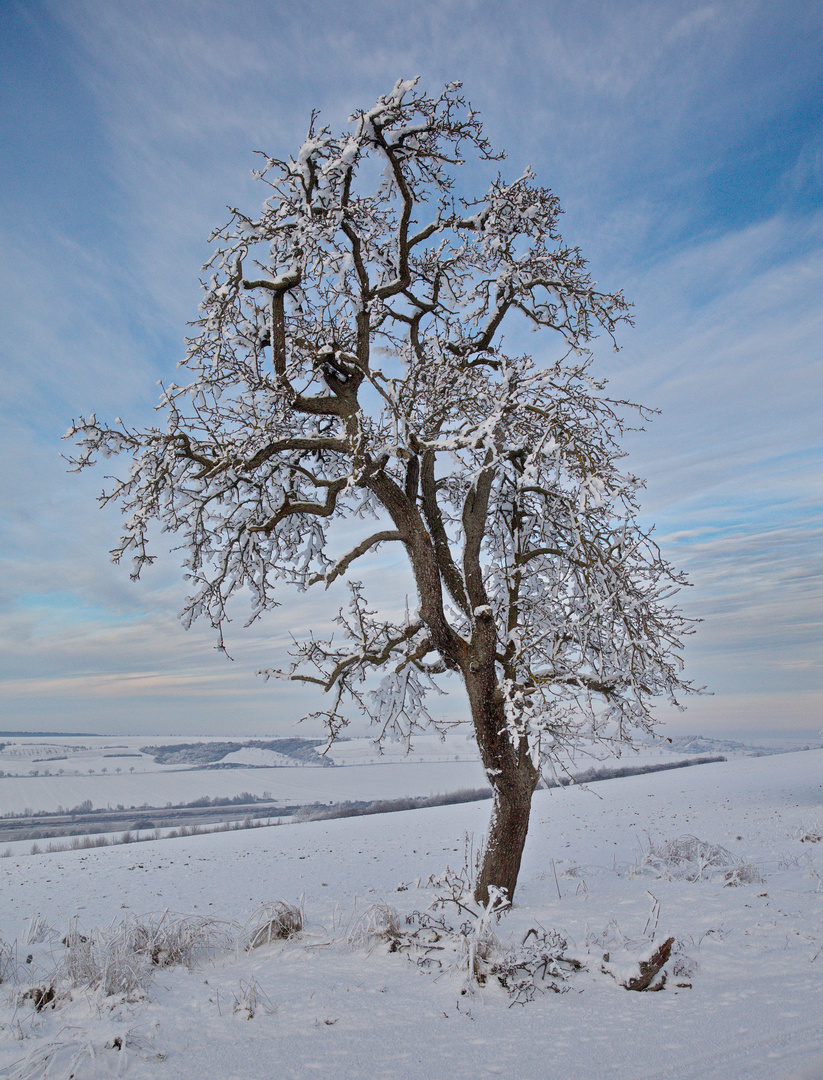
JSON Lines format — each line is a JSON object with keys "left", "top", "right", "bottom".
{"left": 68, "top": 78, "right": 695, "bottom": 902}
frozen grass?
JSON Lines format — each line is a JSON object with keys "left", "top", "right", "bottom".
{"left": 3, "top": 888, "right": 668, "bottom": 1034}
{"left": 231, "top": 977, "right": 276, "bottom": 1020}
{"left": 0, "top": 939, "right": 15, "bottom": 985}
{"left": 4, "top": 910, "right": 241, "bottom": 1010}
{"left": 2, "top": 903, "right": 299, "bottom": 1038}
{"left": 635, "top": 834, "right": 763, "bottom": 885}
{"left": 345, "top": 901, "right": 405, "bottom": 951}
{"left": 245, "top": 901, "right": 304, "bottom": 949}
{"left": 0, "top": 894, "right": 687, "bottom": 1080}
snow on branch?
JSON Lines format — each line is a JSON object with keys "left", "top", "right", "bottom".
{"left": 67, "top": 78, "right": 695, "bottom": 768}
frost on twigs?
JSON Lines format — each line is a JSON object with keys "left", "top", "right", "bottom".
{"left": 493, "top": 927, "right": 583, "bottom": 1004}
{"left": 339, "top": 875, "right": 586, "bottom": 1004}
{"left": 66, "top": 75, "right": 698, "bottom": 904}
{"left": 399, "top": 879, "right": 585, "bottom": 1002}
{"left": 406, "top": 887, "right": 506, "bottom": 991}
{"left": 635, "top": 835, "right": 763, "bottom": 886}
{"left": 338, "top": 850, "right": 511, "bottom": 987}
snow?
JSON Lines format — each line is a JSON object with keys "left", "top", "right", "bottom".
{"left": 218, "top": 748, "right": 312, "bottom": 768}
{"left": 0, "top": 733, "right": 489, "bottom": 817}
{"left": 1, "top": 749, "right": 822, "bottom": 1078}
{"left": 2, "top": 731, "right": 797, "bottom": 818}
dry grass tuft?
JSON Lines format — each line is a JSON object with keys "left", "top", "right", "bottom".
{"left": 57, "top": 911, "right": 234, "bottom": 999}
{"left": 246, "top": 901, "right": 303, "bottom": 949}
{"left": 637, "top": 834, "right": 762, "bottom": 885}
{"left": 346, "top": 902, "right": 404, "bottom": 950}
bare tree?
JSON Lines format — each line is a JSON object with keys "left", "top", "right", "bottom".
{"left": 68, "top": 79, "right": 695, "bottom": 904}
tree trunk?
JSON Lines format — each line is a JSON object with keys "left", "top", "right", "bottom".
{"left": 467, "top": 671, "right": 540, "bottom": 906}
{"left": 474, "top": 760, "right": 538, "bottom": 906}
{"left": 460, "top": 603, "right": 540, "bottom": 906}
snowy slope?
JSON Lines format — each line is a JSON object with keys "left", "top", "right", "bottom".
{"left": 3, "top": 730, "right": 811, "bottom": 818}
{"left": 1, "top": 750, "right": 822, "bottom": 1079}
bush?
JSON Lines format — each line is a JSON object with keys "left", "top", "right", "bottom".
{"left": 492, "top": 927, "right": 581, "bottom": 1002}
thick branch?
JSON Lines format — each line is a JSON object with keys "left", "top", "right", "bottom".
{"left": 247, "top": 477, "right": 347, "bottom": 535}
{"left": 369, "top": 126, "right": 414, "bottom": 299}
{"left": 292, "top": 394, "right": 353, "bottom": 418}
{"left": 462, "top": 459, "right": 495, "bottom": 614}
{"left": 515, "top": 544, "right": 585, "bottom": 569}
{"left": 172, "top": 432, "right": 217, "bottom": 471}
{"left": 245, "top": 436, "right": 348, "bottom": 471}
{"left": 419, "top": 450, "right": 470, "bottom": 615}
{"left": 366, "top": 467, "right": 466, "bottom": 670}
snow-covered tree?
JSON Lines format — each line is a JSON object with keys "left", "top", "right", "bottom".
{"left": 68, "top": 79, "right": 695, "bottom": 904}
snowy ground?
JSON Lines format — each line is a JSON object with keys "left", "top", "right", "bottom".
{"left": 2, "top": 731, "right": 811, "bottom": 819}
{"left": 0, "top": 733, "right": 488, "bottom": 817}
{"left": 1, "top": 749, "right": 822, "bottom": 1079}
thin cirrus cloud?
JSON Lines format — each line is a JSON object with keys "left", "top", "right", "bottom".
{"left": 0, "top": 0, "right": 820, "bottom": 737}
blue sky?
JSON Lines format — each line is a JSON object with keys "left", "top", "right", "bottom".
{"left": 1, "top": 0, "right": 821, "bottom": 738}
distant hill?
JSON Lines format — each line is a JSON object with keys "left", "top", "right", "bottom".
{"left": 665, "top": 734, "right": 820, "bottom": 756}
{"left": 140, "top": 738, "right": 333, "bottom": 767}
{"left": 0, "top": 730, "right": 100, "bottom": 738}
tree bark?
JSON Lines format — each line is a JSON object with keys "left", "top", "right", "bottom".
{"left": 474, "top": 752, "right": 539, "bottom": 906}
{"left": 466, "top": 662, "right": 540, "bottom": 906}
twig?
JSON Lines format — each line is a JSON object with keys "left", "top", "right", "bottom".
{"left": 551, "top": 859, "right": 562, "bottom": 901}
{"left": 643, "top": 891, "right": 660, "bottom": 938}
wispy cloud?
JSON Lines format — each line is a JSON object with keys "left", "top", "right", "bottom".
{"left": 1, "top": 0, "right": 820, "bottom": 735}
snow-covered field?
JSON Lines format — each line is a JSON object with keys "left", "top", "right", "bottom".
{"left": 3, "top": 731, "right": 810, "bottom": 820}
{"left": 1, "top": 748, "right": 822, "bottom": 1079}
{"left": 0, "top": 734, "right": 488, "bottom": 817}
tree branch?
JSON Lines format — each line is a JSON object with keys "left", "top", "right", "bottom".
{"left": 366, "top": 467, "right": 467, "bottom": 670}
{"left": 247, "top": 477, "right": 348, "bottom": 535}
{"left": 308, "top": 530, "right": 403, "bottom": 589}
{"left": 419, "top": 449, "right": 470, "bottom": 615}
{"left": 462, "top": 457, "right": 495, "bottom": 614}
{"left": 245, "top": 436, "right": 348, "bottom": 471}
